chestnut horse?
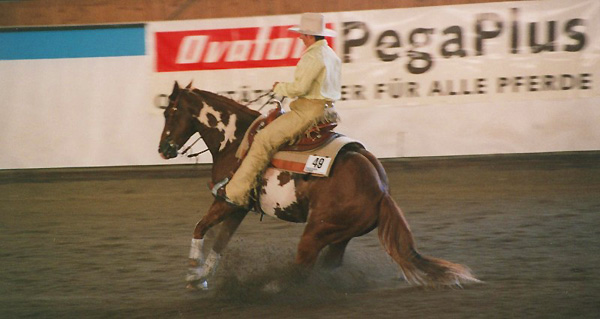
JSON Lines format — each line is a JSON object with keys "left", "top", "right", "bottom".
{"left": 159, "top": 82, "right": 478, "bottom": 290}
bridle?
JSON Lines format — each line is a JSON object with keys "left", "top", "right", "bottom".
{"left": 162, "top": 89, "right": 207, "bottom": 158}
{"left": 161, "top": 90, "right": 201, "bottom": 159}
{"left": 180, "top": 137, "right": 209, "bottom": 158}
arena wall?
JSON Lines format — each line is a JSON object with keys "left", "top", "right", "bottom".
{"left": 0, "top": 0, "right": 508, "bottom": 26}
{"left": 0, "top": 0, "right": 598, "bottom": 169}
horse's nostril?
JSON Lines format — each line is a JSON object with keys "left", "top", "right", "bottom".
{"left": 159, "top": 139, "right": 179, "bottom": 159}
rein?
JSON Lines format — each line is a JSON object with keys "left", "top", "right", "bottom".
{"left": 244, "top": 90, "right": 278, "bottom": 111}
{"left": 180, "top": 135, "right": 208, "bottom": 158}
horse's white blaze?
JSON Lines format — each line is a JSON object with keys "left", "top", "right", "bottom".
{"left": 196, "top": 104, "right": 237, "bottom": 151}
{"left": 260, "top": 168, "right": 297, "bottom": 218}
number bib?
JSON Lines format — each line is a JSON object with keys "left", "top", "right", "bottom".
{"left": 303, "top": 155, "right": 332, "bottom": 175}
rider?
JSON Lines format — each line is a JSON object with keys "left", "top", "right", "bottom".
{"left": 217, "top": 12, "right": 342, "bottom": 208}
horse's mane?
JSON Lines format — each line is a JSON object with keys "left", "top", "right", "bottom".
{"left": 192, "top": 89, "right": 261, "bottom": 119}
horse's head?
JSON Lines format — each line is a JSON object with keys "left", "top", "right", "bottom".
{"left": 159, "top": 82, "right": 261, "bottom": 160}
{"left": 158, "top": 82, "right": 199, "bottom": 159}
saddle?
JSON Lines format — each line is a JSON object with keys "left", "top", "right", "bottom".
{"left": 245, "top": 105, "right": 338, "bottom": 153}
{"left": 236, "top": 104, "right": 363, "bottom": 177}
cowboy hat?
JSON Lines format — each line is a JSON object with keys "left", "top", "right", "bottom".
{"left": 288, "top": 13, "right": 336, "bottom": 37}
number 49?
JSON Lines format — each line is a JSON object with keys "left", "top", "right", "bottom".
{"left": 312, "top": 157, "right": 325, "bottom": 169}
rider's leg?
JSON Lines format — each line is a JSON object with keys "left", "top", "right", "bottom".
{"left": 225, "top": 99, "right": 326, "bottom": 206}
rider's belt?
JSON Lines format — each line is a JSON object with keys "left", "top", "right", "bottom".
{"left": 296, "top": 98, "right": 335, "bottom": 109}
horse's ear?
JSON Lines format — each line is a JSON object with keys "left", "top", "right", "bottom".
{"left": 186, "top": 81, "right": 193, "bottom": 89}
{"left": 169, "top": 81, "right": 180, "bottom": 101}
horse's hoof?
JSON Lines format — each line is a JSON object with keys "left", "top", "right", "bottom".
{"left": 186, "top": 280, "right": 209, "bottom": 291}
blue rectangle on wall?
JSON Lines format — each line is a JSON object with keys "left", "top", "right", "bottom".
{"left": 0, "top": 24, "right": 145, "bottom": 60}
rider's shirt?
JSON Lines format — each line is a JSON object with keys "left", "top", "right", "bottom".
{"left": 274, "top": 40, "right": 341, "bottom": 101}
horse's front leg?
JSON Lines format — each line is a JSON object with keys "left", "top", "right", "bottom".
{"left": 187, "top": 201, "right": 248, "bottom": 290}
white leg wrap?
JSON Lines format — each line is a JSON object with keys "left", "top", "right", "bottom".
{"left": 203, "top": 250, "right": 220, "bottom": 275}
{"left": 189, "top": 238, "right": 204, "bottom": 261}
{"left": 186, "top": 249, "right": 221, "bottom": 284}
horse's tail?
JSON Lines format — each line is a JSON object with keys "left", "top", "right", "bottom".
{"left": 377, "top": 193, "right": 480, "bottom": 287}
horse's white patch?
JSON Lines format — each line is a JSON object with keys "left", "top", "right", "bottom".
{"left": 196, "top": 104, "right": 237, "bottom": 151}
{"left": 260, "top": 168, "right": 297, "bottom": 219}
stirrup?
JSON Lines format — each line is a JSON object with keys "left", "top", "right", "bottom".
{"left": 211, "top": 177, "right": 248, "bottom": 209}
{"left": 210, "top": 177, "right": 230, "bottom": 197}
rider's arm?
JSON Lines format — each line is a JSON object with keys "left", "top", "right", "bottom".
{"left": 274, "top": 54, "right": 323, "bottom": 98}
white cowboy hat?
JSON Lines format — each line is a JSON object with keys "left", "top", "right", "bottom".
{"left": 288, "top": 13, "right": 336, "bottom": 37}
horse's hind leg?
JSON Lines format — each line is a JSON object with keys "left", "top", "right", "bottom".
{"left": 295, "top": 231, "right": 329, "bottom": 268}
{"left": 321, "top": 239, "right": 350, "bottom": 269}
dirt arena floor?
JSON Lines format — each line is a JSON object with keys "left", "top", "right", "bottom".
{"left": 1, "top": 152, "right": 599, "bottom": 318}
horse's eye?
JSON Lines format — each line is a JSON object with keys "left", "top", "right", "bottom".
{"left": 164, "top": 107, "right": 178, "bottom": 119}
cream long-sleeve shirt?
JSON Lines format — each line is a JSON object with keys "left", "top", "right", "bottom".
{"left": 274, "top": 40, "right": 341, "bottom": 101}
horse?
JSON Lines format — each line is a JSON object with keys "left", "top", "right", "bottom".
{"left": 158, "top": 82, "right": 479, "bottom": 290}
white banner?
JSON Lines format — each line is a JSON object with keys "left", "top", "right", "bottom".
{"left": 148, "top": 0, "right": 599, "bottom": 108}
{"left": 146, "top": 0, "right": 600, "bottom": 161}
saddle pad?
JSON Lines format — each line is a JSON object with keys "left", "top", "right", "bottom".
{"left": 271, "top": 135, "right": 363, "bottom": 177}
{"left": 236, "top": 115, "right": 266, "bottom": 160}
